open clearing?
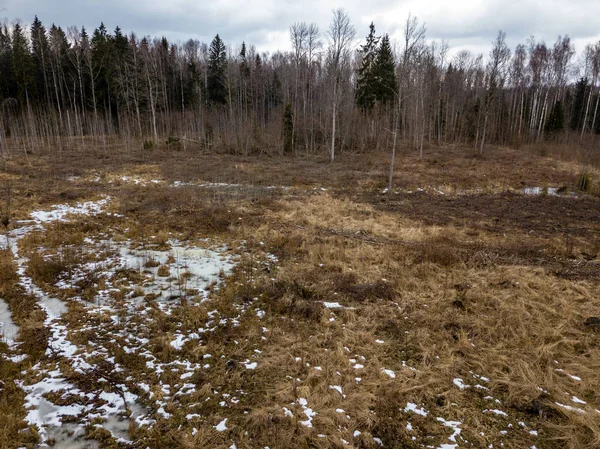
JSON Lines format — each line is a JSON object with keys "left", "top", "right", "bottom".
{"left": 1, "top": 144, "right": 600, "bottom": 449}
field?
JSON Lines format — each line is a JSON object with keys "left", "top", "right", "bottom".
{"left": 1, "top": 142, "right": 600, "bottom": 449}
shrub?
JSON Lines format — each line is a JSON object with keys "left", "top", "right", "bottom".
{"left": 166, "top": 136, "right": 182, "bottom": 150}
{"left": 577, "top": 171, "right": 591, "bottom": 192}
{"left": 157, "top": 265, "right": 170, "bottom": 277}
{"left": 144, "top": 257, "right": 160, "bottom": 268}
{"left": 28, "top": 253, "right": 67, "bottom": 286}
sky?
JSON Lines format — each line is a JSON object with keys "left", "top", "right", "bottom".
{"left": 1, "top": 0, "right": 600, "bottom": 62}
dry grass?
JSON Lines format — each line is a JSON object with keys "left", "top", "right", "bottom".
{"left": 0, "top": 142, "right": 599, "bottom": 448}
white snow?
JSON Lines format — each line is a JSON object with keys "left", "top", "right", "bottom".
{"left": 323, "top": 301, "right": 343, "bottom": 309}
{"left": 30, "top": 197, "right": 112, "bottom": 223}
{"left": 330, "top": 385, "right": 344, "bottom": 396}
{"left": 297, "top": 398, "right": 317, "bottom": 427}
{"left": 170, "top": 334, "right": 187, "bottom": 350}
{"left": 404, "top": 402, "right": 429, "bottom": 417}
{"left": 484, "top": 409, "right": 508, "bottom": 417}
{"left": 555, "top": 402, "right": 585, "bottom": 414}
{"left": 4, "top": 196, "right": 240, "bottom": 446}
{"left": 0, "top": 297, "right": 19, "bottom": 347}
{"left": 555, "top": 369, "right": 582, "bottom": 382}
{"left": 453, "top": 378, "right": 470, "bottom": 390}
{"left": 436, "top": 417, "right": 462, "bottom": 445}
{"left": 243, "top": 361, "right": 258, "bottom": 370}
{"left": 215, "top": 418, "right": 228, "bottom": 431}
{"left": 382, "top": 368, "right": 396, "bottom": 378}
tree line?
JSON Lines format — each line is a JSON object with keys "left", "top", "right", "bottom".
{"left": 0, "top": 10, "right": 599, "bottom": 164}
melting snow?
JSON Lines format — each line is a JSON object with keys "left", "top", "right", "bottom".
{"left": 436, "top": 417, "right": 462, "bottom": 446}
{"left": 243, "top": 361, "right": 258, "bottom": 370}
{"left": 297, "top": 398, "right": 317, "bottom": 427}
{"left": 382, "top": 369, "right": 396, "bottom": 378}
{"left": 404, "top": 402, "right": 429, "bottom": 417}
{"left": 0, "top": 297, "right": 19, "bottom": 347}
{"left": 215, "top": 418, "right": 228, "bottom": 431}
{"left": 484, "top": 409, "right": 508, "bottom": 417}
{"left": 555, "top": 402, "right": 585, "bottom": 414}
{"left": 453, "top": 378, "right": 470, "bottom": 390}
{"left": 4, "top": 196, "right": 238, "bottom": 446}
{"left": 324, "top": 301, "right": 343, "bottom": 309}
{"left": 555, "top": 369, "right": 582, "bottom": 382}
{"left": 329, "top": 385, "right": 344, "bottom": 396}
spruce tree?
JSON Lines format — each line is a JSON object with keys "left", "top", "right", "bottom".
{"left": 91, "top": 23, "right": 112, "bottom": 108}
{"left": 30, "top": 16, "right": 50, "bottom": 106}
{"left": 355, "top": 22, "right": 379, "bottom": 112}
{"left": 545, "top": 100, "right": 565, "bottom": 134}
{"left": 372, "top": 34, "right": 397, "bottom": 105}
{"left": 11, "top": 23, "right": 35, "bottom": 105}
{"left": 0, "top": 25, "right": 14, "bottom": 101}
{"left": 207, "top": 34, "right": 227, "bottom": 105}
{"left": 570, "top": 77, "right": 588, "bottom": 131}
{"left": 268, "top": 70, "right": 282, "bottom": 109}
{"left": 240, "top": 42, "right": 250, "bottom": 78}
{"left": 283, "top": 103, "right": 294, "bottom": 153}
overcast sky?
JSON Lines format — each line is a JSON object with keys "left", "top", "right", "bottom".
{"left": 2, "top": 0, "right": 599, "bottom": 61}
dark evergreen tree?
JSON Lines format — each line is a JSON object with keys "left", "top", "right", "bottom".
{"left": 91, "top": 23, "right": 113, "bottom": 109}
{"left": 11, "top": 23, "right": 35, "bottom": 105}
{"left": 372, "top": 34, "right": 397, "bottom": 105}
{"left": 0, "top": 25, "right": 14, "bottom": 102}
{"left": 113, "top": 27, "right": 129, "bottom": 60}
{"left": 240, "top": 41, "right": 250, "bottom": 78}
{"left": 570, "top": 77, "right": 589, "bottom": 131}
{"left": 355, "top": 22, "right": 379, "bottom": 112}
{"left": 185, "top": 57, "right": 202, "bottom": 108}
{"left": 30, "top": 16, "right": 50, "bottom": 106}
{"left": 207, "top": 34, "right": 227, "bottom": 105}
{"left": 545, "top": 100, "right": 565, "bottom": 134}
{"left": 268, "top": 70, "right": 282, "bottom": 109}
{"left": 254, "top": 53, "right": 261, "bottom": 70}
{"left": 283, "top": 102, "right": 294, "bottom": 153}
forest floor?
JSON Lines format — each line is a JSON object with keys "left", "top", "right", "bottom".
{"left": 1, "top": 142, "right": 600, "bottom": 449}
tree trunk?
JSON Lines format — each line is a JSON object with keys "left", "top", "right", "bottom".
{"left": 480, "top": 113, "right": 488, "bottom": 155}
{"left": 330, "top": 80, "right": 338, "bottom": 163}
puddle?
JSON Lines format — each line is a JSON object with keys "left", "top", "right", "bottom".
{"left": 523, "top": 187, "right": 558, "bottom": 196}
{"left": 522, "top": 186, "right": 578, "bottom": 197}
{"left": 0, "top": 297, "right": 19, "bottom": 347}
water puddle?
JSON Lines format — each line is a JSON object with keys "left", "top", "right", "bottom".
{"left": 522, "top": 186, "right": 579, "bottom": 197}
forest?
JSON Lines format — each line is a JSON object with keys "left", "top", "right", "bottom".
{"left": 1, "top": 9, "right": 600, "bottom": 163}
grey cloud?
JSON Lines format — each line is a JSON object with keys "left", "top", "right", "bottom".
{"left": 2, "top": 0, "right": 599, "bottom": 56}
